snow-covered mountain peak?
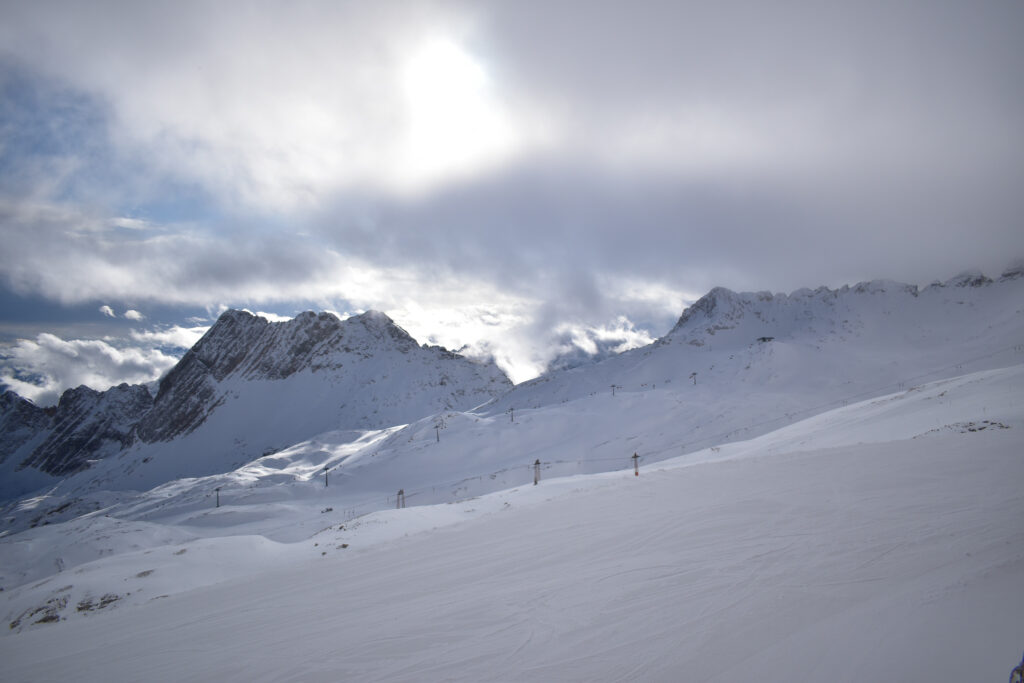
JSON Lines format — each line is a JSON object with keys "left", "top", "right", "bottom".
{"left": 348, "top": 309, "right": 392, "bottom": 328}
{"left": 668, "top": 286, "right": 748, "bottom": 333}
{"left": 130, "top": 307, "right": 511, "bottom": 448}
{"left": 159, "top": 308, "right": 419, "bottom": 392}
{"left": 663, "top": 271, "right": 1018, "bottom": 349}
{"left": 345, "top": 310, "right": 421, "bottom": 349}
{"left": 0, "top": 306, "right": 513, "bottom": 495}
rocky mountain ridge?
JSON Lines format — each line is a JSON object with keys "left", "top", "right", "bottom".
{"left": 668, "top": 266, "right": 1022, "bottom": 342}
{"left": 2, "top": 266, "right": 1022, "bottom": 502}
{"left": 0, "top": 309, "right": 511, "bottom": 494}
{"left": 133, "top": 309, "right": 459, "bottom": 443}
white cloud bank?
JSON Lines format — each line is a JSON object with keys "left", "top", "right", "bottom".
{"left": 1, "top": 333, "right": 180, "bottom": 406}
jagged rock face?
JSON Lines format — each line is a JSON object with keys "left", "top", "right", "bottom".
{"left": 0, "top": 309, "right": 511, "bottom": 493}
{"left": 134, "top": 310, "right": 341, "bottom": 442}
{"left": 12, "top": 384, "right": 153, "bottom": 477}
{"left": 1001, "top": 260, "right": 1024, "bottom": 280}
{"left": 942, "top": 270, "right": 993, "bottom": 288}
{"left": 134, "top": 309, "right": 511, "bottom": 444}
{"left": 0, "top": 391, "right": 51, "bottom": 466}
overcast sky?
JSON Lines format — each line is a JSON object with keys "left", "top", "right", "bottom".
{"left": 1, "top": 0, "right": 1022, "bottom": 404}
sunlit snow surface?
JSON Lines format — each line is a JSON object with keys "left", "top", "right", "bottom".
{"left": 2, "top": 363, "right": 1022, "bottom": 682}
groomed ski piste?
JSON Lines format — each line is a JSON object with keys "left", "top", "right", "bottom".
{"left": 2, "top": 362, "right": 1022, "bottom": 682}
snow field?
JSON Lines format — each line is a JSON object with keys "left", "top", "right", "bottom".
{"left": 2, "top": 364, "right": 1022, "bottom": 681}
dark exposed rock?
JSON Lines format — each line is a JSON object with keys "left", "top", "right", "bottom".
{"left": 1000, "top": 260, "right": 1024, "bottom": 280}
{"left": 0, "top": 390, "right": 50, "bottom": 466}
{"left": 134, "top": 308, "right": 496, "bottom": 444}
{"left": 946, "top": 270, "right": 993, "bottom": 288}
{"left": 3, "top": 308, "right": 512, "bottom": 488}
{"left": 15, "top": 383, "right": 153, "bottom": 477}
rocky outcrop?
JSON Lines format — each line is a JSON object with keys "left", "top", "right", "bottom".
{"left": 7, "top": 384, "right": 153, "bottom": 477}
{"left": 0, "top": 390, "right": 51, "bottom": 466}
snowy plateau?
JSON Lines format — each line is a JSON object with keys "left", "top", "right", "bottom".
{"left": 1, "top": 268, "right": 1023, "bottom": 682}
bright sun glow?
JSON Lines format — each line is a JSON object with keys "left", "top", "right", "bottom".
{"left": 400, "top": 39, "right": 515, "bottom": 190}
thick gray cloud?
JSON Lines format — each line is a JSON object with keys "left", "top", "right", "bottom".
{"left": 320, "top": 153, "right": 1021, "bottom": 298}
{"left": 0, "top": 0, "right": 1022, "bottom": 391}
{"left": 0, "top": 193, "right": 356, "bottom": 308}
{"left": 296, "top": 0, "right": 1024, "bottom": 300}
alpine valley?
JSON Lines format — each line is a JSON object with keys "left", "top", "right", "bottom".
{"left": 1, "top": 267, "right": 1023, "bottom": 683}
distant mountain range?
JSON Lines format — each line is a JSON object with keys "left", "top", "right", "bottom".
{"left": 1, "top": 264, "right": 1022, "bottom": 508}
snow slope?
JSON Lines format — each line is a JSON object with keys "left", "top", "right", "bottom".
{"left": 1, "top": 363, "right": 1022, "bottom": 682}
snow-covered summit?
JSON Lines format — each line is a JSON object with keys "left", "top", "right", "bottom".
{"left": 0, "top": 309, "right": 512, "bottom": 498}
{"left": 135, "top": 306, "right": 510, "bottom": 439}
{"left": 155, "top": 308, "right": 417, "bottom": 387}
{"left": 664, "top": 271, "right": 1018, "bottom": 349}
{"left": 481, "top": 268, "right": 1023, "bottom": 424}
{"left": 135, "top": 308, "right": 435, "bottom": 443}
